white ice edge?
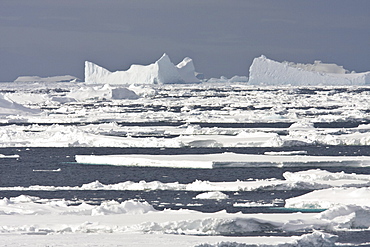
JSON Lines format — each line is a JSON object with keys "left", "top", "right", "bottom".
{"left": 0, "top": 154, "right": 19, "bottom": 159}
{"left": 75, "top": 153, "right": 370, "bottom": 168}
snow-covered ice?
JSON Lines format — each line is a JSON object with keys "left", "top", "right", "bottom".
{"left": 67, "top": 84, "right": 139, "bottom": 101}
{"left": 0, "top": 195, "right": 339, "bottom": 246}
{"left": 0, "top": 93, "right": 41, "bottom": 116}
{"left": 2, "top": 72, "right": 370, "bottom": 245}
{"left": 75, "top": 153, "right": 370, "bottom": 168}
{"left": 195, "top": 192, "right": 229, "bottom": 200}
{"left": 2, "top": 82, "right": 370, "bottom": 148}
{"left": 285, "top": 187, "right": 370, "bottom": 209}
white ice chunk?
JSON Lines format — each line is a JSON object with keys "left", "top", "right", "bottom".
{"left": 0, "top": 94, "right": 41, "bottom": 115}
{"left": 318, "top": 204, "right": 370, "bottom": 229}
{"left": 0, "top": 197, "right": 156, "bottom": 216}
{"left": 285, "top": 187, "right": 370, "bottom": 209}
{"left": 67, "top": 84, "right": 139, "bottom": 101}
{"left": 195, "top": 192, "right": 229, "bottom": 200}
{"left": 0, "top": 154, "right": 19, "bottom": 159}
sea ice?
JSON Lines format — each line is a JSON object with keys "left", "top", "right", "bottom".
{"left": 318, "top": 204, "right": 370, "bottom": 229}
{"left": 285, "top": 187, "right": 370, "bottom": 209}
{"left": 0, "top": 154, "right": 19, "bottom": 159}
{"left": 75, "top": 153, "right": 370, "bottom": 168}
{"left": 67, "top": 84, "right": 139, "bottom": 101}
{"left": 0, "top": 195, "right": 156, "bottom": 216}
{"left": 0, "top": 94, "right": 41, "bottom": 115}
{"left": 2, "top": 169, "right": 370, "bottom": 192}
{"left": 195, "top": 192, "right": 229, "bottom": 200}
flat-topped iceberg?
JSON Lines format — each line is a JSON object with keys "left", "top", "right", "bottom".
{"left": 14, "top": 75, "right": 81, "bottom": 83}
{"left": 249, "top": 55, "right": 370, "bottom": 85}
{"left": 85, "top": 53, "right": 200, "bottom": 85}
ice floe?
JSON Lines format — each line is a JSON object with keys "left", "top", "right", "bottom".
{"left": 0, "top": 93, "right": 41, "bottom": 116}
{"left": 3, "top": 121, "right": 370, "bottom": 147}
{"left": 0, "top": 195, "right": 156, "bottom": 216}
{"left": 0, "top": 196, "right": 340, "bottom": 246}
{"left": 285, "top": 187, "right": 370, "bottom": 209}
{"left": 195, "top": 192, "right": 229, "bottom": 200}
{"left": 0, "top": 154, "right": 19, "bottom": 159}
{"left": 67, "top": 84, "right": 139, "bottom": 101}
{"left": 0, "top": 195, "right": 342, "bottom": 246}
{"left": 75, "top": 153, "right": 370, "bottom": 168}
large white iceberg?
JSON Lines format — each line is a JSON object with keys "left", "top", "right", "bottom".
{"left": 249, "top": 55, "right": 370, "bottom": 85}
{"left": 85, "top": 53, "right": 200, "bottom": 85}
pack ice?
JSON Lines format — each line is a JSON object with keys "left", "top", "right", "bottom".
{"left": 249, "top": 55, "right": 370, "bottom": 85}
{"left": 85, "top": 53, "right": 200, "bottom": 84}
{"left": 0, "top": 94, "right": 41, "bottom": 115}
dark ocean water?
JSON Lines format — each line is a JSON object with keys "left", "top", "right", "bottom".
{"left": 2, "top": 146, "right": 370, "bottom": 245}
{"left": 1, "top": 146, "right": 370, "bottom": 213}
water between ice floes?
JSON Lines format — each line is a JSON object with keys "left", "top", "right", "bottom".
{"left": 1, "top": 146, "right": 370, "bottom": 215}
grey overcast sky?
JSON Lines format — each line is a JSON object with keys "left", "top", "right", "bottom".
{"left": 1, "top": 0, "right": 369, "bottom": 81}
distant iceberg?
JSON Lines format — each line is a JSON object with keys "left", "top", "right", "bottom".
{"left": 85, "top": 53, "right": 200, "bottom": 85}
{"left": 249, "top": 55, "right": 370, "bottom": 85}
{"left": 14, "top": 75, "right": 81, "bottom": 83}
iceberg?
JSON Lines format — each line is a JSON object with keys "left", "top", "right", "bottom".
{"left": 85, "top": 53, "right": 200, "bottom": 84}
{"left": 249, "top": 55, "right": 370, "bottom": 85}
{"left": 14, "top": 75, "right": 81, "bottom": 83}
